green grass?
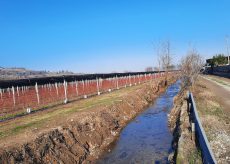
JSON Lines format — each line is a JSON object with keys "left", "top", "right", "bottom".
{"left": 188, "top": 149, "right": 202, "bottom": 164}
{"left": 0, "top": 83, "right": 143, "bottom": 140}
{"left": 12, "top": 122, "right": 38, "bottom": 134}
{"left": 0, "top": 111, "right": 25, "bottom": 121}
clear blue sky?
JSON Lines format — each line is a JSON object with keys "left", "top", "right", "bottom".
{"left": 0, "top": 0, "right": 230, "bottom": 73}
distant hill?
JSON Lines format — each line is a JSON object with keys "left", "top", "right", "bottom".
{"left": 0, "top": 67, "right": 75, "bottom": 80}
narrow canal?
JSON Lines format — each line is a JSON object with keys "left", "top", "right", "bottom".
{"left": 97, "top": 81, "right": 181, "bottom": 164}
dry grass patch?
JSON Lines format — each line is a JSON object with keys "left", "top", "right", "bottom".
{"left": 192, "top": 78, "right": 230, "bottom": 163}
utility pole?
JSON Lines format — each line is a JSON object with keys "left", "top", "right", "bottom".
{"left": 226, "top": 35, "right": 230, "bottom": 65}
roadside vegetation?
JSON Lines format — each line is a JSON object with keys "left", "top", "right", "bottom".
{"left": 168, "top": 47, "right": 204, "bottom": 163}
{"left": 210, "top": 54, "right": 228, "bottom": 66}
{"left": 192, "top": 77, "right": 230, "bottom": 163}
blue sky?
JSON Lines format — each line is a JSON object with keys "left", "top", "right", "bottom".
{"left": 0, "top": 0, "right": 230, "bottom": 73}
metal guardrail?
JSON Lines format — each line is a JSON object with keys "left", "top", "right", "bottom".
{"left": 188, "top": 92, "right": 217, "bottom": 164}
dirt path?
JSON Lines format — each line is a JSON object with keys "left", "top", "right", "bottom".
{"left": 193, "top": 76, "right": 230, "bottom": 163}
{"left": 206, "top": 74, "right": 230, "bottom": 83}
{"left": 201, "top": 75, "right": 230, "bottom": 115}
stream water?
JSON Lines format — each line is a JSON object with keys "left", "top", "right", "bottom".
{"left": 97, "top": 80, "right": 181, "bottom": 164}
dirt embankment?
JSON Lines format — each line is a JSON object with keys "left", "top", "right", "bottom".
{"left": 0, "top": 77, "right": 176, "bottom": 164}
{"left": 168, "top": 90, "right": 202, "bottom": 163}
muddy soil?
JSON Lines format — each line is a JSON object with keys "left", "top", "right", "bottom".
{"left": 0, "top": 77, "right": 177, "bottom": 164}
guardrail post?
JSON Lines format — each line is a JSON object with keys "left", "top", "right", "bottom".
{"left": 192, "top": 122, "right": 195, "bottom": 141}
{"left": 188, "top": 91, "right": 217, "bottom": 164}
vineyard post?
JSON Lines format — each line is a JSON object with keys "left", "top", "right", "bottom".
{"left": 16, "top": 86, "right": 19, "bottom": 97}
{"left": 35, "top": 83, "right": 40, "bottom": 105}
{"left": 108, "top": 78, "right": 111, "bottom": 92}
{"left": 7, "top": 87, "right": 10, "bottom": 96}
{"left": 64, "top": 80, "right": 68, "bottom": 104}
{"left": 134, "top": 75, "right": 137, "bottom": 85}
{"left": 55, "top": 82, "right": 59, "bottom": 96}
{"left": 0, "top": 88, "right": 2, "bottom": 100}
{"left": 96, "top": 78, "right": 100, "bottom": 95}
{"left": 48, "top": 83, "right": 51, "bottom": 91}
{"left": 12, "top": 86, "right": 16, "bottom": 106}
{"left": 75, "top": 81, "right": 78, "bottom": 96}
{"left": 100, "top": 78, "right": 103, "bottom": 92}
{"left": 129, "top": 75, "right": 132, "bottom": 86}
{"left": 83, "top": 80, "right": 87, "bottom": 98}
{"left": 116, "top": 76, "right": 119, "bottom": 89}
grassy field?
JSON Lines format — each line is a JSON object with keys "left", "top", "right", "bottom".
{"left": 0, "top": 83, "right": 145, "bottom": 142}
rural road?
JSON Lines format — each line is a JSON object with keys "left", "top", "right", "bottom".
{"left": 201, "top": 75, "right": 230, "bottom": 114}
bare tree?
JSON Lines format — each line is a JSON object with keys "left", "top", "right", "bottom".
{"left": 180, "top": 48, "right": 204, "bottom": 88}
{"left": 156, "top": 40, "right": 173, "bottom": 80}
{"left": 153, "top": 40, "right": 173, "bottom": 81}
{"left": 153, "top": 41, "right": 162, "bottom": 73}
{"left": 161, "top": 41, "right": 172, "bottom": 72}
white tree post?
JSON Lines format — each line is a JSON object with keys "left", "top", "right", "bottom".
{"left": 129, "top": 75, "right": 132, "bottom": 86}
{"left": 100, "top": 78, "right": 103, "bottom": 91}
{"left": 75, "top": 81, "right": 78, "bottom": 96}
{"left": 100, "top": 78, "right": 103, "bottom": 88}
{"left": 107, "top": 78, "right": 111, "bottom": 92}
{"left": 16, "top": 86, "right": 19, "bottom": 97}
{"left": 35, "top": 83, "right": 40, "bottom": 105}
{"left": 96, "top": 78, "right": 100, "bottom": 95}
{"left": 55, "top": 82, "right": 59, "bottom": 96}
{"left": 0, "top": 88, "right": 2, "bottom": 100}
{"left": 12, "top": 86, "right": 16, "bottom": 106}
{"left": 49, "top": 83, "right": 51, "bottom": 91}
{"left": 64, "top": 80, "right": 68, "bottom": 104}
{"left": 116, "top": 76, "right": 119, "bottom": 89}
{"left": 7, "top": 87, "right": 10, "bottom": 96}
{"left": 83, "top": 80, "right": 87, "bottom": 98}
{"left": 134, "top": 75, "right": 137, "bottom": 85}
